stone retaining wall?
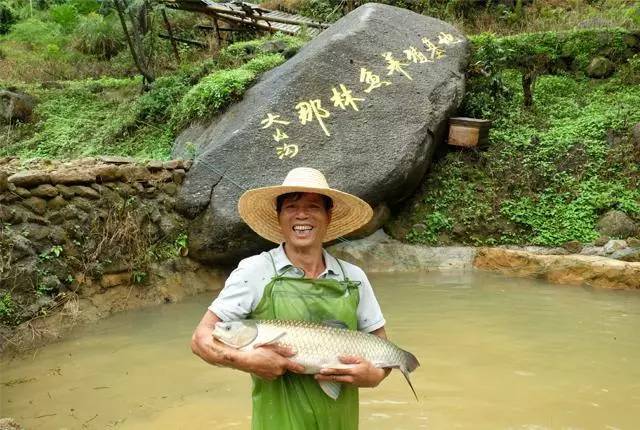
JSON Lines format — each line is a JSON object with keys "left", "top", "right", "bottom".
{"left": 0, "top": 156, "right": 193, "bottom": 329}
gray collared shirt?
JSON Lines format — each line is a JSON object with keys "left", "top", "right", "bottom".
{"left": 209, "top": 244, "right": 385, "bottom": 332}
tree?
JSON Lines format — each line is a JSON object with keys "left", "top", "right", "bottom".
{"left": 111, "top": 0, "right": 155, "bottom": 84}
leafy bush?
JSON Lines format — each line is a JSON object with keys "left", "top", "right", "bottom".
{"left": 8, "top": 17, "right": 66, "bottom": 47}
{"left": 0, "top": 1, "right": 16, "bottom": 34}
{"left": 397, "top": 67, "right": 640, "bottom": 247}
{"left": 71, "top": 12, "right": 124, "bottom": 59}
{"left": 172, "top": 68, "right": 256, "bottom": 129}
{"left": 68, "top": 0, "right": 101, "bottom": 14}
{"left": 135, "top": 75, "right": 191, "bottom": 123}
{"left": 242, "top": 53, "right": 285, "bottom": 74}
{"left": 49, "top": 3, "right": 79, "bottom": 32}
{"left": 0, "top": 292, "right": 15, "bottom": 325}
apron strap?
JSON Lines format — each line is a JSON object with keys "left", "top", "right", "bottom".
{"left": 267, "top": 250, "right": 296, "bottom": 277}
{"left": 334, "top": 257, "right": 350, "bottom": 281}
{"left": 267, "top": 252, "right": 278, "bottom": 276}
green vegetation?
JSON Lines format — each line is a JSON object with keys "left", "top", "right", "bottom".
{"left": 269, "top": 0, "right": 639, "bottom": 34}
{"left": 395, "top": 67, "right": 640, "bottom": 247}
{"left": 0, "top": 34, "right": 304, "bottom": 160}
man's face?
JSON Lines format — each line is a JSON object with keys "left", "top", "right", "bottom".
{"left": 278, "top": 193, "right": 331, "bottom": 249}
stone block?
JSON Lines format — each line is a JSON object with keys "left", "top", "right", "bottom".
{"left": 146, "top": 160, "right": 164, "bottom": 171}
{"left": 47, "top": 195, "right": 67, "bottom": 210}
{"left": 8, "top": 171, "right": 50, "bottom": 187}
{"left": 163, "top": 160, "right": 184, "bottom": 170}
{"left": 98, "top": 155, "right": 136, "bottom": 164}
{"left": 161, "top": 182, "right": 177, "bottom": 195}
{"left": 118, "top": 165, "right": 150, "bottom": 182}
{"left": 69, "top": 185, "right": 100, "bottom": 199}
{"left": 172, "top": 169, "right": 186, "bottom": 185}
{"left": 92, "top": 165, "right": 121, "bottom": 182}
{"left": 14, "top": 187, "right": 31, "bottom": 198}
{"left": 55, "top": 184, "right": 75, "bottom": 199}
{"left": 603, "top": 239, "right": 627, "bottom": 254}
{"left": 50, "top": 170, "right": 96, "bottom": 185}
{"left": 0, "top": 170, "right": 7, "bottom": 192}
{"left": 21, "top": 196, "right": 47, "bottom": 215}
{"left": 31, "top": 184, "right": 59, "bottom": 198}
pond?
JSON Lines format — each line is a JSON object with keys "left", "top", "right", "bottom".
{"left": 2, "top": 271, "right": 640, "bottom": 429}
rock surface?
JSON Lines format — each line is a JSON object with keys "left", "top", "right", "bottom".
{"left": 586, "top": 56, "right": 615, "bottom": 78}
{"left": 474, "top": 248, "right": 640, "bottom": 289}
{"left": 174, "top": 3, "right": 469, "bottom": 263}
{"left": 597, "top": 210, "right": 638, "bottom": 238}
{"left": 0, "top": 89, "right": 35, "bottom": 124}
{"left": 328, "top": 230, "right": 477, "bottom": 272}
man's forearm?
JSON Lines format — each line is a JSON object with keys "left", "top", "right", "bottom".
{"left": 192, "top": 332, "right": 242, "bottom": 368}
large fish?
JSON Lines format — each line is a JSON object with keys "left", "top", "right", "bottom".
{"left": 212, "top": 319, "right": 420, "bottom": 400}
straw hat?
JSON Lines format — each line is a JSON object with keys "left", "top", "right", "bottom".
{"left": 238, "top": 167, "right": 373, "bottom": 243}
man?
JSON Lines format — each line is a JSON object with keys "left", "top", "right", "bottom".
{"left": 191, "top": 167, "right": 389, "bottom": 429}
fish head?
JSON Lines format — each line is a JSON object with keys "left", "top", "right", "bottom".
{"left": 212, "top": 320, "right": 259, "bottom": 348}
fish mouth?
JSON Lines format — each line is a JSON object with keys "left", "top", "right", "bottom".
{"left": 212, "top": 321, "right": 258, "bottom": 349}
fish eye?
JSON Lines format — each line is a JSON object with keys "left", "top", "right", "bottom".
{"left": 225, "top": 326, "right": 231, "bottom": 331}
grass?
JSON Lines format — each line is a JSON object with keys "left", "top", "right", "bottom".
{"left": 0, "top": 35, "right": 303, "bottom": 160}
{"left": 391, "top": 70, "right": 640, "bottom": 247}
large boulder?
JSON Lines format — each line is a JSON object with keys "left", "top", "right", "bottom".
{"left": 173, "top": 3, "right": 469, "bottom": 263}
{"left": 597, "top": 210, "right": 638, "bottom": 238}
{"left": 0, "top": 89, "right": 35, "bottom": 124}
{"left": 586, "top": 56, "right": 615, "bottom": 78}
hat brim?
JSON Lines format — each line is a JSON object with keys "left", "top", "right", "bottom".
{"left": 238, "top": 185, "right": 373, "bottom": 244}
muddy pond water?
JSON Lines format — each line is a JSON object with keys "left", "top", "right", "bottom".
{"left": 2, "top": 271, "right": 640, "bottom": 429}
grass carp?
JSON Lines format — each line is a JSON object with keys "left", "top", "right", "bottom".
{"left": 212, "top": 319, "right": 420, "bottom": 400}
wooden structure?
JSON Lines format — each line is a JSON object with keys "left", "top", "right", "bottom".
{"left": 162, "top": 0, "right": 329, "bottom": 46}
{"left": 447, "top": 117, "right": 491, "bottom": 148}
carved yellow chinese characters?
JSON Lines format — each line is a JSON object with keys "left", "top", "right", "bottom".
{"left": 272, "top": 128, "right": 289, "bottom": 142}
{"left": 295, "top": 99, "right": 331, "bottom": 137}
{"left": 276, "top": 142, "right": 299, "bottom": 159}
{"left": 260, "top": 113, "right": 290, "bottom": 129}
{"left": 437, "top": 32, "right": 462, "bottom": 46}
{"left": 403, "top": 46, "right": 431, "bottom": 64}
{"left": 330, "top": 84, "right": 365, "bottom": 111}
{"left": 359, "top": 68, "right": 391, "bottom": 93}
{"left": 382, "top": 52, "right": 412, "bottom": 81}
{"left": 421, "top": 37, "right": 446, "bottom": 60}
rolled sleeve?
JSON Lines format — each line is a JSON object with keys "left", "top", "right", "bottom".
{"left": 209, "top": 255, "right": 266, "bottom": 321}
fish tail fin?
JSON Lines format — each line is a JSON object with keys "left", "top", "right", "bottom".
{"left": 400, "top": 349, "right": 420, "bottom": 402}
{"left": 400, "top": 366, "right": 419, "bottom": 402}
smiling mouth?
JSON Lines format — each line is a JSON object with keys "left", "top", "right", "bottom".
{"left": 292, "top": 225, "right": 314, "bottom": 236}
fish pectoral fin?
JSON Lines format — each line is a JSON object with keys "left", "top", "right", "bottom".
{"left": 318, "top": 380, "right": 342, "bottom": 400}
{"left": 252, "top": 331, "right": 287, "bottom": 349}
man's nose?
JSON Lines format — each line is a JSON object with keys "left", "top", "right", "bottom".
{"left": 294, "top": 207, "right": 309, "bottom": 218}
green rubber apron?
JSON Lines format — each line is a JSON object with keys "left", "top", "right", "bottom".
{"left": 248, "top": 253, "right": 361, "bottom": 430}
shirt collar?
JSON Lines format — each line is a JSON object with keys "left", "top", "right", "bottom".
{"left": 271, "top": 244, "right": 340, "bottom": 277}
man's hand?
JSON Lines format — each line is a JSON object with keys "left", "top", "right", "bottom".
{"left": 239, "top": 343, "right": 305, "bottom": 380}
{"left": 315, "top": 355, "right": 388, "bottom": 388}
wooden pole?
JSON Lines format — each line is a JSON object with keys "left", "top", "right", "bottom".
{"left": 158, "top": 34, "right": 208, "bottom": 48}
{"left": 212, "top": 16, "right": 223, "bottom": 47}
{"left": 166, "top": 3, "right": 328, "bottom": 29}
{"left": 161, "top": 8, "right": 181, "bottom": 63}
